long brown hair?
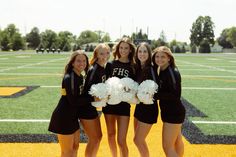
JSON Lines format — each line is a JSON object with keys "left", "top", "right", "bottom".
{"left": 112, "top": 37, "right": 136, "bottom": 65}
{"left": 64, "top": 50, "right": 89, "bottom": 75}
{"left": 152, "top": 46, "right": 177, "bottom": 69}
{"left": 135, "top": 42, "right": 152, "bottom": 69}
{"left": 90, "top": 43, "right": 110, "bottom": 65}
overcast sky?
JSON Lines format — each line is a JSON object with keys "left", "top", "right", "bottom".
{"left": 1, "top": 0, "right": 236, "bottom": 43}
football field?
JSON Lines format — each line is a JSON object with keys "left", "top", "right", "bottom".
{"left": 0, "top": 51, "right": 236, "bottom": 156}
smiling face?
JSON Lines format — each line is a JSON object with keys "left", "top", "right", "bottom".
{"left": 154, "top": 51, "right": 170, "bottom": 68}
{"left": 119, "top": 42, "right": 130, "bottom": 59}
{"left": 72, "top": 54, "right": 87, "bottom": 73}
{"left": 137, "top": 45, "right": 149, "bottom": 65}
{"left": 97, "top": 47, "right": 110, "bottom": 65}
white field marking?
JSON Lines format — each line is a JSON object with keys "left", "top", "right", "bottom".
{"left": 41, "top": 86, "right": 60, "bottom": 88}
{"left": 21, "top": 67, "right": 63, "bottom": 69}
{"left": 182, "top": 75, "right": 236, "bottom": 78}
{"left": 0, "top": 58, "right": 8, "bottom": 60}
{"left": 183, "top": 87, "right": 236, "bottom": 90}
{"left": 177, "top": 60, "right": 236, "bottom": 74}
{"left": 180, "top": 68, "right": 221, "bottom": 71}
{"left": 0, "top": 57, "right": 67, "bottom": 72}
{"left": 0, "top": 119, "right": 49, "bottom": 122}
{"left": 192, "top": 121, "right": 236, "bottom": 124}
{"left": 0, "top": 73, "right": 62, "bottom": 76}
{"left": 230, "top": 60, "right": 236, "bottom": 63}
{"left": 15, "top": 56, "right": 31, "bottom": 58}
{"left": 206, "top": 58, "right": 220, "bottom": 61}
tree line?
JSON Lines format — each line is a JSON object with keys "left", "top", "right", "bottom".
{"left": 0, "top": 16, "right": 235, "bottom": 53}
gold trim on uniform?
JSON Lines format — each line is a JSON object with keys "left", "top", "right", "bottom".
{"left": 61, "top": 88, "right": 66, "bottom": 96}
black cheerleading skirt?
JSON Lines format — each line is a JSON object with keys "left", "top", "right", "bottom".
{"left": 48, "top": 104, "right": 80, "bottom": 135}
{"left": 134, "top": 102, "right": 158, "bottom": 124}
{"left": 159, "top": 100, "right": 186, "bottom": 124}
{"left": 102, "top": 102, "right": 131, "bottom": 116}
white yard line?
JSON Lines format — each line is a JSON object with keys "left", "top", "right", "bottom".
{"left": 192, "top": 121, "right": 236, "bottom": 124}
{"left": 0, "top": 58, "right": 67, "bottom": 72}
{"left": 0, "top": 73, "right": 62, "bottom": 76}
{"left": 183, "top": 87, "right": 236, "bottom": 90}
{"left": 177, "top": 60, "right": 236, "bottom": 74}
{"left": 0, "top": 119, "right": 49, "bottom": 122}
{"left": 182, "top": 75, "right": 236, "bottom": 78}
{"left": 41, "top": 86, "right": 60, "bottom": 88}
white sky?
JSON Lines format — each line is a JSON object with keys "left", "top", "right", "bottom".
{"left": 1, "top": 0, "right": 236, "bottom": 43}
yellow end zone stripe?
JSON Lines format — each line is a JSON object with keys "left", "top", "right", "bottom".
{"left": 0, "top": 87, "right": 26, "bottom": 96}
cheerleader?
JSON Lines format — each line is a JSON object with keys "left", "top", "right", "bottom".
{"left": 103, "top": 37, "right": 136, "bottom": 157}
{"left": 133, "top": 42, "right": 158, "bottom": 157}
{"left": 80, "top": 43, "right": 110, "bottom": 157}
{"left": 48, "top": 50, "right": 92, "bottom": 157}
{"left": 152, "top": 46, "right": 185, "bottom": 157}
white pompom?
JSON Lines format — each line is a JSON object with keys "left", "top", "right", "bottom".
{"left": 105, "top": 77, "right": 123, "bottom": 105}
{"left": 120, "top": 77, "right": 139, "bottom": 104}
{"left": 89, "top": 83, "right": 109, "bottom": 107}
{"left": 137, "top": 80, "right": 158, "bottom": 104}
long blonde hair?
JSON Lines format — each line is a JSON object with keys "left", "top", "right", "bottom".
{"left": 90, "top": 43, "right": 110, "bottom": 65}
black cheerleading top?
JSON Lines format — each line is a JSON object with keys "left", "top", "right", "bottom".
{"left": 83, "top": 63, "right": 107, "bottom": 95}
{"left": 48, "top": 70, "right": 93, "bottom": 134}
{"left": 135, "top": 65, "right": 155, "bottom": 84}
{"left": 106, "top": 60, "right": 135, "bottom": 79}
{"left": 155, "top": 65, "right": 186, "bottom": 120}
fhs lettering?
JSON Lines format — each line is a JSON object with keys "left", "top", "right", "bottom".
{"left": 112, "top": 68, "right": 129, "bottom": 77}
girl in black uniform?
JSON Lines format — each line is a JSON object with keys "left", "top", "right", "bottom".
{"left": 48, "top": 50, "right": 92, "bottom": 157}
{"left": 102, "top": 37, "right": 135, "bottom": 157}
{"left": 133, "top": 42, "right": 158, "bottom": 157}
{"left": 152, "top": 46, "right": 185, "bottom": 157}
{"left": 79, "top": 43, "right": 110, "bottom": 157}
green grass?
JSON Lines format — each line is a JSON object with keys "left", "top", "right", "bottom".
{"left": 0, "top": 52, "right": 236, "bottom": 137}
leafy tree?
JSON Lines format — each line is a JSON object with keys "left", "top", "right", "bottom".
{"left": 181, "top": 45, "right": 186, "bottom": 53}
{"left": 26, "top": 27, "right": 41, "bottom": 49}
{"left": 199, "top": 39, "right": 211, "bottom": 53}
{"left": 58, "top": 31, "right": 73, "bottom": 51}
{"left": 131, "top": 29, "right": 148, "bottom": 40}
{"left": 159, "top": 30, "right": 167, "bottom": 46}
{"left": 77, "top": 30, "right": 98, "bottom": 46}
{"left": 0, "top": 32, "right": 11, "bottom": 51}
{"left": 217, "top": 28, "right": 233, "bottom": 48}
{"left": 40, "top": 29, "right": 58, "bottom": 49}
{"left": 227, "top": 27, "right": 236, "bottom": 47}
{"left": 190, "top": 16, "right": 215, "bottom": 52}
{"left": 175, "top": 45, "right": 181, "bottom": 53}
{"left": 0, "top": 24, "right": 25, "bottom": 51}
{"left": 12, "top": 33, "right": 25, "bottom": 50}
{"left": 102, "top": 33, "right": 111, "bottom": 42}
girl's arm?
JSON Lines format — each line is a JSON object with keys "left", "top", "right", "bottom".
{"left": 64, "top": 75, "right": 94, "bottom": 106}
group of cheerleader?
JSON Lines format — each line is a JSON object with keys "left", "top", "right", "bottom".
{"left": 48, "top": 37, "right": 186, "bottom": 157}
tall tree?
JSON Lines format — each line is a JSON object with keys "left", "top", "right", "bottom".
{"left": 227, "top": 27, "right": 236, "bottom": 47}
{"left": 58, "top": 31, "right": 73, "bottom": 51}
{"left": 190, "top": 16, "right": 215, "bottom": 52}
{"left": 40, "top": 29, "right": 58, "bottom": 49}
{"left": 26, "top": 27, "right": 41, "bottom": 49}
